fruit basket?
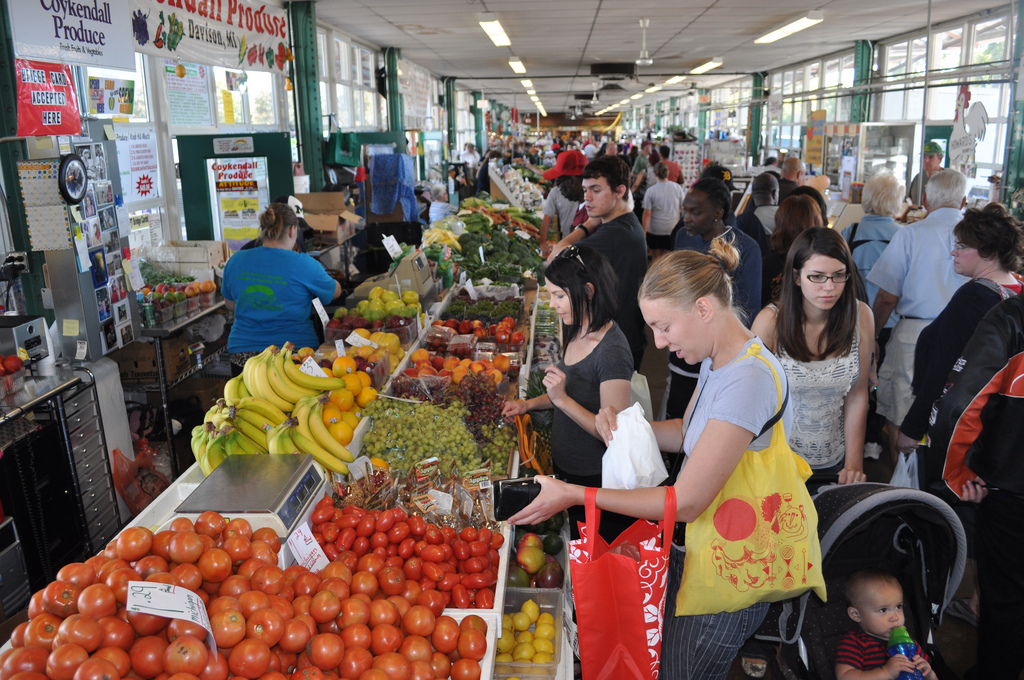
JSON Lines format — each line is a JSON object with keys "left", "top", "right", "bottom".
{"left": 172, "top": 300, "right": 188, "bottom": 318}
{"left": 494, "top": 587, "right": 564, "bottom": 679}
{"left": 186, "top": 295, "right": 200, "bottom": 313}
{"left": 425, "top": 325, "right": 457, "bottom": 352}
{"left": 0, "top": 367, "right": 26, "bottom": 403}
{"left": 154, "top": 304, "right": 174, "bottom": 324}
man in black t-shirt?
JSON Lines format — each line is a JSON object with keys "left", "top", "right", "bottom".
{"left": 574, "top": 155, "right": 649, "bottom": 369}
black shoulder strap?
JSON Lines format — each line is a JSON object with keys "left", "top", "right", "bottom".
{"left": 847, "top": 221, "right": 859, "bottom": 243}
{"left": 847, "top": 221, "right": 891, "bottom": 253}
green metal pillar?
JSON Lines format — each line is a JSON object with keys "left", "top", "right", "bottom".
{"left": 851, "top": 40, "right": 873, "bottom": 124}
{"left": 473, "top": 91, "right": 485, "bottom": 152}
{"left": 698, "top": 89, "right": 710, "bottom": 141}
{"left": 749, "top": 73, "right": 766, "bottom": 163}
{"left": 443, "top": 77, "right": 457, "bottom": 161}
{"left": 0, "top": 0, "right": 49, "bottom": 317}
{"left": 384, "top": 47, "right": 404, "bottom": 133}
{"left": 1005, "top": 11, "right": 1024, "bottom": 216}
{"left": 289, "top": 1, "right": 323, "bottom": 191}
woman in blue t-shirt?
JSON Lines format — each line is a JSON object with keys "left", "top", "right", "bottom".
{"left": 222, "top": 203, "right": 340, "bottom": 355}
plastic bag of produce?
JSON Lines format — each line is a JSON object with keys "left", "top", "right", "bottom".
{"left": 112, "top": 441, "right": 170, "bottom": 517}
{"left": 602, "top": 404, "right": 667, "bottom": 490}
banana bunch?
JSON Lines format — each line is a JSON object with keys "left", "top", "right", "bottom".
{"left": 423, "top": 226, "right": 462, "bottom": 251}
{"left": 241, "top": 345, "right": 347, "bottom": 413}
{"left": 190, "top": 422, "right": 261, "bottom": 475}
{"left": 222, "top": 373, "right": 252, "bottom": 406}
{"left": 266, "top": 416, "right": 350, "bottom": 475}
{"left": 192, "top": 395, "right": 290, "bottom": 473}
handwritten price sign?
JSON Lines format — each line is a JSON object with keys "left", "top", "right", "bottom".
{"left": 126, "top": 582, "right": 217, "bottom": 656}
{"left": 287, "top": 521, "right": 329, "bottom": 573}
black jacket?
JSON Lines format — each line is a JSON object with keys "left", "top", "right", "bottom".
{"left": 929, "top": 293, "right": 1024, "bottom": 497}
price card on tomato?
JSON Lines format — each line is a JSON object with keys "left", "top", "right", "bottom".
{"left": 382, "top": 235, "right": 404, "bottom": 260}
{"left": 299, "top": 356, "right": 330, "bottom": 378}
{"left": 126, "top": 581, "right": 217, "bottom": 656}
{"left": 286, "top": 521, "right": 330, "bottom": 573}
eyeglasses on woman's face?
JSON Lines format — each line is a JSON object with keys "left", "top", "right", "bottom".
{"left": 804, "top": 272, "right": 850, "bottom": 284}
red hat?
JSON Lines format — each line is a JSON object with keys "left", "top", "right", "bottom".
{"left": 543, "top": 150, "right": 587, "bottom": 180}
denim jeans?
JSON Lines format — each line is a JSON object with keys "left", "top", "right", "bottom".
{"left": 661, "top": 545, "right": 770, "bottom": 680}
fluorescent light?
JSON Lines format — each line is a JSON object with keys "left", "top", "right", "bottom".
{"left": 755, "top": 11, "right": 823, "bottom": 44}
{"left": 630, "top": 93, "right": 643, "bottom": 100}
{"left": 526, "top": 89, "right": 536, "bottom": 95}
{"left": 478, "top": 13, "right": 511, "bottom": 46}
{"left": 619, "top": 99, "right": 630, "bottom": 105}
{"left": 520, "top": 79, "right": 533, "bottom": 88}
{"left": 664, "top": 75, "right": 686, "bottom": 85}
{"left": 530, "top": 96, "right": 539, "bottom": 102}
{"left": 645, "top": 86, "right": 662, "bottom": 93}
{"left": 508, "top": 57, "right": 526, "bottom": 74}
{"left": 690, "top": 57, "right": 723, "bottom": 74}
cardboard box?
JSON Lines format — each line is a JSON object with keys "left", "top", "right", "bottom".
{"left": 111, "top": 334, "right": 195, "bottom": 384}
{"left": 150, "top": 241, "right": 229, "bottom": 275}
{"left": 348, "top": 250, "right": 435, "bottom": 303}
{"left": 296, "top": 192, "right": 362, "bottom": 244}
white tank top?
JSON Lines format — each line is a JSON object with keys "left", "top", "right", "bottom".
{"left": 772, "top": 306, "right": 861, "bottom": 469}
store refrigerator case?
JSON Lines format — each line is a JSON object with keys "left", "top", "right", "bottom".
{"left": 856, "top": 122, "right": 922, "bottom": 191}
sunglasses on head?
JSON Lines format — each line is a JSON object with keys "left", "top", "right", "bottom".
{"left": 556, "top": 245, "right": 585, "bottom": 267}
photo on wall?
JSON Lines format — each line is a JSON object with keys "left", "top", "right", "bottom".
{"left": 118, "top": 322, "right": 134, "bottom": 347}
{"left": 99, "top": 205, "right": 117, "bottom": 232}
{"left": 90, "top": 247, "right": 108, "bottom": 288}
{"left": 84, "top": 216, "right": 101, "bottom": 248}
{"left": 109, "top": 274, "right": 127, "bottom": 303}
{"left": 76, "top": 144, "right": 107, "bottom": 182}
{"left": 100, "top": 319, "right": 117, "bottom": 353}
{"left": 114, "top": 300, "right": 129, "bottom": 325}
{"left": 96, "top": 286, "right": 111, "bottom": 322}
{"left": 82, "top": 187, "right": 97, "bottom": 219}
{"left": 95, "top": 181, "right": 114, "bottom": 206}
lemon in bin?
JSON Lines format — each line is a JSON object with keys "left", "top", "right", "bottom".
{"left": 534, "top": 622, "right": 556, "bottom": 641}
{"left": 512, "top": 642, "right": 536, "bottom": 661}
{"left": 537, "top": 612, "right": 555, "bottom": 627}
{"left": 533, "top": 637, "right": 554, "bottom": 655}
{"left": 521, "top": 599, "right": 540, "bottom": 623}
{"left": 497, "top": 630, "right": 515, "bottom": 654}
{"left": 511, "top": 612, "right": 531, "bottom": 632}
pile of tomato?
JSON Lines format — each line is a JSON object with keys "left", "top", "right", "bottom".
{"left": 1, "top": 498, "right": 491, "bottom": 680}
{"left": 307, "top": 498, "right": 503, "bottom": 612}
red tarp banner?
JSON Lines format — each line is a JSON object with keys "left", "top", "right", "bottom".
{"left": 16, "top": 59, "right": 82, "bottom": 137}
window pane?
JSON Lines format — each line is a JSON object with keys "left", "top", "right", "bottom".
{"left": 838, "top": 96, "right": 851, "bottom": 121}
{"left": 320, "top": 81, "right": 330, "bottom": 134}
{"left": 973, "top": 17, "right": 1007, "bottom": 63}
{"left": 822, "top": 96, "right": 836, "bottom": 120}
{"left": 248, "top": 71, "right": 276, "bottom": 126}
{"left": 806, "top": 62, "right": 820, "bottom": 92}
{"left": 772, "top": 72, "right": 782, "bottom": 89}
{"left": 317, "top": 32, "right": 328, "bottom": 80}
{"left": 840, "top": 54, "right": 855, "bottom": 88}
{"left": 782, "top": 101, "right": 793, "bottom": 124}
{"left": 909, "top": 38, "right": 927, "bottom": 75}
{"left": 379, "top": 94, "right": 388, "bottom": 130}
{"left": 362, "top": 90, "right": 375, "bottom": 127}
{"left": 824, "top": 59, "right": 840, "bottom": 88}
{"left": 886, "top": 42, "right": 907, "bottom": 78}
{"left": 361, "top": 50, "right": 373, "bottom": 87}
{"left": 86, "top": 53, "right": 149, "bottom": 121}
{"left": 932, "top": 28, "right": 963, "bottom": 70}
{"left": 971, "top": 83, "right": 1003, "bottom": 119}
{"left": 350, "top": 45, "right": 360, "bottom": 82}
{"left": 906, "top": 87, "right": 924, "bottom": 119}
{"left": 336, "top": 84, "right": 353, "bottom": 128}
{"left": 882, "top": 90, "right": 904, "bottom": 120}
{"left": 928, "top": 85, "right": 958, "bottom": 118}
{"left": 214, "top": 67, "right": 244, "bottom": 125}
{"left": 975, "top": 121, "right": 999, "bottom": 164}
{"left": 783, "top": 70, "right": 793, "bottom": 95}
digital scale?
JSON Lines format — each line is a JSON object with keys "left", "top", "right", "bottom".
{"left": 172, "top": 454, "right": 326, "bottom": 544}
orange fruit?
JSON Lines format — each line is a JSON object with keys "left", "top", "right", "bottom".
{"left": 369, "top": 457, "right": 390, "bottom": 470}
{"left": 332, "top": 356, "right": 357, "bottom": 376}
{"left": 340, "top": 411, "right": 360, "bottom": 430}
{"left": 488, "top": 369, "right": 503, "bottom": 385}
{"left": 452, "top": 368, "right": 469, "bottom": 384}
{"left": 356, "top": 371, "right": 372, "bottom": 389}
{"left": 411, "top": 348, "right": 430, "bottom": 363}
{"left": 356, "top": 387, "right": 378, "bottom": 409}
{"left": 322, "top": 404, "right": 343, "bottom": 427}
{"left": 493, "top": 354, "right": 511, "bottom": 372}
{"left": 327, "top": 420, "right": 354, "bottom": 446}
{"left": 329, "top": 388, "right": 355, "bottom": 412}
{"left": 342, "top": 373, "right": 363, "bottom": 395}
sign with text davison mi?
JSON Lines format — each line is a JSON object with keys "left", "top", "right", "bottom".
{"left": 128, "top": 0, "right": 292, "bottom": 74}
{"left": 16, "top": 60, "right": 82, "bottom": 137}
{"left": 8, "top": 0, "right": 135, "bottom": 70}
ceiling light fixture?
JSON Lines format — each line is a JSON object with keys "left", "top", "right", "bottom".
{"left": 635, "top": 18, "right": 653, "bottom": 66}
{"left": 526, "top": 89, "right": 536, "bottom": 95}
{"left": 630, "top": 93, "right": 643, "bottom": 100}
{"left": 619, "top": 99, "right": 630, "bottom": 105}
{"left": 690, "top": 57, "right": 723, "bottom": 75}
{"left": 478, "top": 13, "right": 511, "bottom": 46}
{"left": 520, "top": 79, "right": 533, "bottom": 88}
{"left": 664, "top": 75, "right": 686, "bottom": 85}
{"left": 755, "top": 11, "right": 823, "bottom": 44}
{"left": 645, "top": 86, "right": 662, "bottom": 93}
{"left": 508, "top": 57, "right": 526, "bottom": 74}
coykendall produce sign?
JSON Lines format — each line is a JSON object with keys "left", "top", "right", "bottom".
{"left": 8, "top": 0, "right": 135, "bottom": 69}
{"left": 129, "top": 0, "right": 292, "bottom": 74}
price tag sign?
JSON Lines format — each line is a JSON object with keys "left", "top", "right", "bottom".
{"left": 334, "top": 339, "right": 346, "bottom": 357}
{"left": 427, "top": 489, "right": 454, "bottom": 514}
{"left": 459, "top": 270, "right": 467, "bottom": 285}
{"left": 465, "top": 279, "right": 479, "bottom": 301}
{"left": 75, "top": 340, "right": 87, "bottom": 360}
{"left": 126, "top": 582, "right": 217, "bottom": 656}
{"left": 311, "top": 299, "right": 330, "bottom": 329}
{"left": 299, "top": 356, "right": 330, "bottom": 378}
{"left": 515, "top": 230, "right": 532, "bottom": 240}
{"left": 346, "top": 332, "right": 378, "bottom": 348}
{"left": 382, "top": 235, "right": 404, "bottom": 260}
{"left": 478, "top": 245, "right": 486, "bottom": 263}
{"left": 286, "top": 522, "right": 330, "bottom": 573}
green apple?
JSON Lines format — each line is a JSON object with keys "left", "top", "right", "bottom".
{"left": 333, "top": 306, "right": 348, "bottom": 319}
{"left": 384, "top": 300, "right": 404, "bottom": 314}
{"left": 401, "top": 290, "right": 420, "bottom": 305}
{"left": 381, "top": 289, "right": 400, "bottom": 303}
{"left": 368, "top": 299, "right": 386, "bottom": 313}
{"left": 356, "top": 299, "right": 370, "bottom": 311}
{"left": 368, "top": 286, "right": 385, "bottom": 301}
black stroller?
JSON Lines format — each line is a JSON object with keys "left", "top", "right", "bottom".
{"left": 756, "top": 483, "right": 967, "bottom": 680}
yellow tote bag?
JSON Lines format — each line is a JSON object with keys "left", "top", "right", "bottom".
{"left": 675, "top": 345, "right": 827, "bottom": 617}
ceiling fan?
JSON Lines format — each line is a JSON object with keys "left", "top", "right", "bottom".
{"left": 635, "top": 18, "right": 653, "bottom": 66}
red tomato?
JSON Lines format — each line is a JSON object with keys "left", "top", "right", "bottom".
{"left": 239, "top": 591, "right": 271, "bottom": 618}
{"left": 92, "top": 648, "right": 131, "bottom": 678}
{"left": 163, "top": 636, "right": 209, "bottom": 676}
{"left": 308, "top": 591, "right": 341, "bottom": 624}
{"left": 370, "top": 652, "right": 408, "bottom": 680}
{"left": 428, "top": 652, "right": 450, "bottom": 679}
{"left": 307, "top": 634, "right": 343, "bottom": 671}
{"left": 251, "top": 566, "right": 285, "bottom": 596}
{"left": 406, "top": 516, "right": 425, "bottom": 537}
{"left": 401, "top": 606, "right": 435, "bottom": 638}
{"left": 449, "top": 658, "right": 481, "bottom": 680}
{"left": 127, "top": 610, "right": 167, "bottom": 637}
{"left": 224, "top": 518, "right": 253, "bottom": 541}
{"left": 197, "top": 550, "right": 232, "bottom": 583}
{"left": 369, "top": 624, "right": 402, "bottom": 655}
{"left": 228, "top": 639, "right": 271, "bottom": 679}
{"left": 367, "top": 600, "right": 399, "bottom": 628}
{"left": 416, "top": 590, "right": 446, "bottom": 618}
{"left": 43, "top": 581, "right": 82, "bottom": 618}
{"left": 429, "top": 617, "right": 460, "bottom": 654}
{"left": 129, "top": 636, "right": 168, "bottom": 679}
{"left": 46, "top": 643, "right": 89, "bottom": 680}
{"left": 198, "top": 652, "right": 229, "bottom": 680}
{"left": 71, "top": 657, "right": 120, "bottom": 680}
{"left": 338, "top": 623, "right": 370, "bottom": 651}
{"left": 337, "top": 647, "right": 372, "bottom": 680}
{"left": 246, "top": 609, "right": 284, "bottom": 647}
{"left": 385, "top": 523, "right": 409, "bottom": 544}
{"left": 210, "top": 610, "right": 245, "bottom": 648}
{"left": 167, "top": 532, "right": 204, "bottom": 564}
{"left": 9, "top": 621, "right": 29, "bottom": 648}
{"left": 57, "top": 615, "right": 103, "bottom": 652}
{"left": 97, "top": 617, "right": 134, "bottom": 651}
{"left": 2, "top": 647, "right": 49, "bottom": 678}
{"left": 56, "top": 564, "right": 96, "bottom": 588}
{"left": 171, "top": 564, "right": 204, "bottom": 592}
{"left": 278, "top": 619, "right": 311, "bottom": 654}
{"left": 167, "top": 619, "right": 208, "bottom": 644}
{"left": 24, "top": 613, "right": 61, "bottom": 650}
{"left": 456, "top": 629, "right": 486, "bottom": 661}
{"left": 251, "top": 528, "right": 281, "bottom": 553}
{"left": 349, "top": 572, "right": 378, "bottom": 598}
{"left": 194, "top": 512, "right": 227, "bottom": 538}
{"left": 489, "top": 532, "right": 504, "bottom": 549}
{"left": 115, "top": 527, "right": 153, "bottom": 562}
{"left": 407, "top": 659, "right": 434, "bottom": 680}
{"left": 474, "top": 588, "right": 495, "bottom": 609}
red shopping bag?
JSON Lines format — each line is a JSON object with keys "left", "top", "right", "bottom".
{"left": 569, "top": 487, "right": 676, "bottom": 680}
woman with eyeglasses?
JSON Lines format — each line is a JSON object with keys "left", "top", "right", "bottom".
{"left": 501, "top": 244, "right": 634, "bottom": 542}
{"left": 751, "top": 228, "right": 874, "bottom": 485}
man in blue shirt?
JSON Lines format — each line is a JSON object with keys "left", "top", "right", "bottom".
{"left": 867, "top": 169, "right": 968, "bottom": 461}
{"left": 666, "top": 178, "right": 762, "bottom": 419}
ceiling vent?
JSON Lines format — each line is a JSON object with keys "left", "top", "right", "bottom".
{"left": 590, "top": 63, "right": 635, "bottom": 80}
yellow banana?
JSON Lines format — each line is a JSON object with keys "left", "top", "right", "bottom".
{"left": 229, "top": 429, "right": 261, "bottom": 455}
{"left": 237, "top": 396, "right": 287, "bottom": 427}
{"left": 237, "top": 377, "right": 251, "bottom": 399}
{"left": 201, "top": 430, "right": 228, "bottom": 475}
{"left": 233, "top": 413, "right": 269, "bottom": 450}
{"left": 223, "top": 375, "right": 240, "bottom": 405}
{"left": 268, "top": 350, "right": 319, "bottom": 402}
{"left": 309, "top": 399, "right": 355, "bottom": 462}
{"left": 191, "top": 425, "right": 210, "bottom": 464}
{"left": 291, "top": 428, "right": 349, "bottom": 474}
{"left": 251, "top": 352, "right": 294, "bottom": 412}
{"left": 275, "top": 425, "right": 301, "bottom": 455}
{"left": 280, "top": 342, "right": 346, "bottom": 391}
{"left": 242, "top": 346, "right": 274, "bottom": 396}
{"left": 266, "top": 421, "right": 292, "bottom": 454}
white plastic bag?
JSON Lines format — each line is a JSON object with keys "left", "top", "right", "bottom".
{"left": 602, "top": 403, "right": 668, "bottom": 490}
{"left": 630, "top": 371, "right": 653, "bottom": 421}
{"left": 889, "top": 451, "right": 920, "bottom": 489}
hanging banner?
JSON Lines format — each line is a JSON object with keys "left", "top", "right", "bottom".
{"left": 128, "top": 0, "right": 291, "bottom": 74}
{"left": 89, "top": 76, "right": 135, "bottom": 116}
{"left": 805, "top": 109, "right": 827, "bottom": 166}
{"left": 16, "top": 60, "right": 82, "bottom": 137}
{"left": 8, "top": 0, "right": 135, "bottom": 70}
{"left": 115, "top": 126, "right": 160, "bottom": 203}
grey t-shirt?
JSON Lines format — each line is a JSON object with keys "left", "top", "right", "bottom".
{"left": 551, "top": 323, "right": 634, "bottom": 476}
{"left": 643, "top": 181, "right": 686, "bottom": 235}
{"left": 683, "top": 338, "right": 793, "bottom": 455}
{"left": 543, "top": 186, "right": 580, "bottom": 238}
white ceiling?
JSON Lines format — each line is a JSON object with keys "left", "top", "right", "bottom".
{"left": 314, "top": 0, "right": 1009, "bottom": 114}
